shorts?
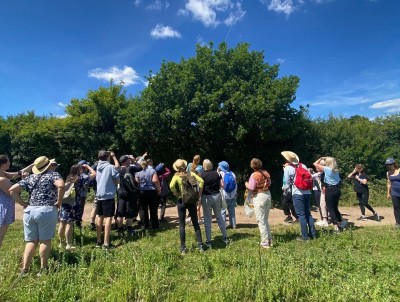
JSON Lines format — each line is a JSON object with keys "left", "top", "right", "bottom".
{"left": 23, "top": 206, "right": 58, "bottom": 241}
{"left": 59, "top": 203, "right": 76, "bottom": 222}
{"left": 96, "top": 199, "right": 115, "bottom": 217}
{"left": 116, "top": 196, "right": 137, "bottom": 219}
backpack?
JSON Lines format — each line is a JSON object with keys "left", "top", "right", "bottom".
{"left": 223, "top": 171, "right": 236, "bottom": 193}
{"left": 119, "top": 170, "right": 137, "bottom": 198}
{"left": 180, "top": 172, "right": 199, "bottom": 204}
{"left": 63, "top": 182, "right": 76, "bottom": 205}
{"left": 290, "top": 163, "right": 313, "bottom": 190}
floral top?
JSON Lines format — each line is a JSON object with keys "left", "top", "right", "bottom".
{"left": 18, "top": 171, "right": 62, "bottom": 206}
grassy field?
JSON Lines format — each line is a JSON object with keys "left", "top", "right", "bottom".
{"left": 1, "top": 219, "right": 400, "bottom": 302}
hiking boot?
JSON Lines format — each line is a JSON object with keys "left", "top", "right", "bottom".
{"left": 357, "top": 215, "right": 367, "bottom": 221}
{"left": 284, "top": 216, "right": 293, "bottom": 223}
{"left": 374, "top": 213, "right": 380, "bottom": 221}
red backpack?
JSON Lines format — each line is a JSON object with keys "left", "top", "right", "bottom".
{"left": 290, "top": 163, "right": 313, "bottom": 190}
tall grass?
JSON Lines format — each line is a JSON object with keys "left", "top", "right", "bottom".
{"left": 1, "top": 221, "right": 399, "bottom": 301}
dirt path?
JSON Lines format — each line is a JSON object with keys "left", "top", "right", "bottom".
{"left": 15, "top": 203, "right": 395, "bottom": 227}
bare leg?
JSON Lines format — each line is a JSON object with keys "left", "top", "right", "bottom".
{"left": 116, "top": 216, "right": 124, "bottom": 228}
{"left": 58, "top": 222, "right": 66, "bottom": 245}
{"left": 96, "top": 216, "right": 104, "bottom": 243}
{"left": 38, "top": 240, "right": 52, "bottom": 269}
{"left": 0, "top": 224, "right": 10, "bottom": 248}
{"left": 65, "top": 222, "right": 74, "bottom": 246}
{"left": 103, "top": 217, "right": 112, "bottom": 246}
{"left": 22, "top": 241, "right": 38, "bottom": 271}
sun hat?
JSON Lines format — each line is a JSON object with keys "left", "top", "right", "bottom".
{"left": 281, "top": 151, "right": 299, "bottom": 165}
{"left": 32, "top": 156, "right": 53, "bottom": 174}
{"left": 173, "top": 159, "right": 187, "bottom": 172}
{"left": 218, "top": 161, "right": 229, "bottom": 172}
{"left": 385, "top": 157, "right": 395, "bottom": 165}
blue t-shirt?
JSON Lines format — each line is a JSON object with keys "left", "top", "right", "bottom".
{"left": 389, "top": 173, "right": 400, "bottom": 197}
{"left": 323, "top": 167, "right": 341, "bottom": 185}
{"left": 136, "top": 167, "right": 157, "bottom": 191}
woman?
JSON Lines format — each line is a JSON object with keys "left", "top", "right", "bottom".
{"left": 0, "top": 155, "right": 32, "bottom": 248}
{"left": 201, "top": 159, "right": 229, "bottom": 248}
{"left": 385, "top": 157, "right": 400, "bottom": 228}
{"left": 155, "top": 163, "right": 171, "bottom": 222}
{"left": 170, "top": 159, "right": 204, "bottom": 253}
{"left": 135, "top": 159, "right": 161, "bottom": 230}
{"left": 246, "top": 158, "right": 273, "bottom": 248}
{"left": 348, "top": 164, "right": 379, "bottom": 221}
{"left": 218, "top": 161, "right": 237, "bottom": 229}
{"left": 312, "top": 160, "right": 329, "bottom": 227}
{"left": 282, "top": 151, "right": 316, "bottom": 241}
{"left": 314, "top": 156, "right": 346, "bottom": 232}
{"left": 9, "top": 156, "right": 65, "bottom": 276}
{"left": 58, "top": 163, "right": 96, "bottom": 250}
{"left": 187, "top": 155, "right": 203, "bottom": 222}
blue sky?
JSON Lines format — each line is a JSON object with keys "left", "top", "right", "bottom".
{"left": 1, "top": 0, "right": 399, "bottom": 119}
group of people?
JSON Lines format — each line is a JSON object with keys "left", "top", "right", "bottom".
{"left": 0, "top": 150, "right": 400, "bottom": 276}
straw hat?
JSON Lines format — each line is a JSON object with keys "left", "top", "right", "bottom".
{"left": 173, "top": 159, "right": 187, "bottom": 172}
{"left": 281, "top": 151, "right": 299, "bottom": 165}
{"left": 32, "top": 156, "right": 54, "bottom": 174}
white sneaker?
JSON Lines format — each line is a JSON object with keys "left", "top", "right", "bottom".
{"left": 316, "top": 220, "right": 329, "bottom": 227}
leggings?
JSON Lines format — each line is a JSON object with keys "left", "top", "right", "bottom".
{"left": 356, "top": 192, "right": 375, "bottom": 216}
{"left": 391, "top": 195, "right": 400, "bottom": 224}
{"left": 177, "top": 199, "right": 203, "bottom": 248}
{"left": 325, "top": 186, "right": 342, "bottom": 225}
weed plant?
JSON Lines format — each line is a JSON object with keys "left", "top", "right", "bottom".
{"left": 1, "top": 221, "right": 399, "bottom": 301}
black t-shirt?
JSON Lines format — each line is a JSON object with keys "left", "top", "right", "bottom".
{"left": 201, "top": 170, "right": 221, "bottom": 195}
{"left": 353, "top": 172, "right": 369, "bottom": 194}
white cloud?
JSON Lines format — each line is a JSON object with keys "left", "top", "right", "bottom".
{"left": 181, "top": 0, "right": 245, "bottom": 28}
{"left": 146, "top": 0, "right": 170, "bottom": 10}
{"left": 276, "top": 58, "right": 286, "bottom": 64}
{"left": 57, "top": 102, "right": 67, "bottom": 108}
{"left": 88, "top": 66, "right": 140, "bottom": 86}
{"left": 134, "top": 0, "right": 143, "bottom": 7}
{"left": 150, "top": 24, "right": 182, "bottom": 39}
{"left": 370, "top": 98, "right": 400, "bottom": 113}
{"left": 262, "top": 0, "right": 335, "bottom": 16}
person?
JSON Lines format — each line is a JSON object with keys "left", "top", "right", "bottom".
{"left": 311, "top": 161, "right": 329, "bottom": 227}
{"left": 155, "top": 163, "right": 171, "bottom": 223}
{"left": 200, "top": 159, "right": 229, "bottom": 248}
{"left": 281, "top": 163, "right": 297, "bottom": 223}
{"left": 348, "top": 164, "right": 379, "bottom": 221}
{"left": 116, "top": 155, "right": 141, "bottom": 235}
{"left": 218, "top": 161, "right": 237, "bottom": 229}
{"left": 282, "top": 151, "right": 316, "bottom": 241}
{"left": 135, "top": 158, "right": 161, "bottom": 230}
{"left": 314, "top": 156, "right": 346, "bottom": 232}
{"left": 169, "top": 159, "right": 205, "bottom": 253}
{"left": 9, "top": 156, "right": 65, "bottom": 276}
{"left": 245, "top": 158, "right": 273, "bottom": 248}
{"left": 95, "top": 151, "right": 120, "bottom": 249}
{"left": 75, "top": 160, "right": 93, "bottom": 228}
{"left": 187, "top": 155, "right": 203, "bottom": 223}
{"left": 385, "top": 157, "right": 400, "bottom": 228}
{"left": 0, "top": 155, "right": 32, "bottom": 248}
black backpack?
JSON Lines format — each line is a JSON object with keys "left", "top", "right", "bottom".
{"left": 119, "top": 169, "right": 137, "bottom": 198}
{"left": 180, "top": 172, "right": 199, "bottom": 204}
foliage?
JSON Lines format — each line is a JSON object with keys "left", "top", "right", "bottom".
{"left": 1, "top": 222, "right": 400, "bottom": 301}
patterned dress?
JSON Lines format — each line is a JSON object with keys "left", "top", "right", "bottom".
{"left": 0, "top": 178, "right": 15, "bottom": 226}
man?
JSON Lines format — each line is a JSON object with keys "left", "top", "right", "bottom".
{"left": 116, "top": 155, "right": 142, "bottom": 235}
{"left": 95, "top": 150, "right": 119, "bottom": 249}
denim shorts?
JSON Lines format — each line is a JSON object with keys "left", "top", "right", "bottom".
{"left": 23, "top": 206, "right": 58, "bottom": 241}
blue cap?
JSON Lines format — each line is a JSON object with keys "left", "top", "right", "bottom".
{"left": 78, "top": 160, "right": 88, "bottom": 165}
{"left": 156, "top": 163, "right": 165, "bottom": 174}
{"left": 218, "top": 161, "right": 229, "bottom": 172}
{"left": 385, "top": 157, "right": 395, "bottom": 165}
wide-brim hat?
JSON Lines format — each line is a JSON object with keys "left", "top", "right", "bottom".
{"left": 32, "top": 156, "right": 54, "bottom": 174}
{"left": 218, "top": 161, "right": 229, "bottom": 172}
{"left": 281, "top": 151, "right": 299, "bottom": 165}
{"left": 173, "top": 159, "right": 187, "bottom": 172}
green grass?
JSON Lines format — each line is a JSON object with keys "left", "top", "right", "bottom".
{"left": 1, "top": 221, "right": 400, "bottom": 302}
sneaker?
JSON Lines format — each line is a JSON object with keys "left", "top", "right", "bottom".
{"left": 102, "top": 243, "right": 115, "bottom": 250}
{"left": 284, "top": 216, "right": 293, "bottom": 223}
{"left": 65, "top": 244, "right": 76, "bottom": 250}
{"left": 180, "top": 246, "right": 188, "bottom": 254}
{"left": 198, "top": 244, "right": 205, "bottom": 252}
{"left": 339, "top": 220, "right": 348, "bottom": 229}
{"left": 18, "top": 269, "right": 29, "bottom": 278}
{"left": 36, "top": 267, "right": 48, "bottom": 277}
{"left": 316, "top": 220, "right": 329, "bottom": 227}
{"left": 223, "top": 237, "right": 230, "bottom": 245}
{"left": 357, "top": 215, "right": 367, "bottom": 221}
{"left": 260, "top": 241, "right": 271, "bottom": 249}
{"left": 205, "top": 241, "right": 212, "bottom": 248}
{"left": 95, "top": 241, "right": 103, "bottom": 248}
{"left": 374, "top": 213, "right": 381, "bottom": 221}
